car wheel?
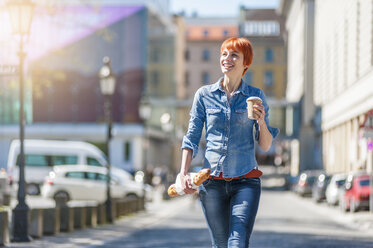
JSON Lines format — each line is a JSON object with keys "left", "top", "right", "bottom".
{"left": 27, "top": 183, "right": 40, "bottom": 195}
{"left": 54, "top": 191, "right": 70, "bottom": 202}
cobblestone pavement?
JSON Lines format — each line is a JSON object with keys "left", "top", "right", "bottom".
{"left": 7, "top": 187, "right": 373, "bottom": 248}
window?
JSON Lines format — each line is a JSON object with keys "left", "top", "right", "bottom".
{"left": 202, "top": 49, "right": 210, "bottom": 61}
{"left": 124, "top": 141, "right": 131, "bottom": 162}
{"left": 203, "top": 29, "right": 209, "bottom": 37}
{"left": 184, "top": 49, "right": 189, "bottom": 61}
{"left": 87, "top": 157, "right": 103, "bottom": 166}
{"left": 17, "top": 154, "right": 78, "bottom": 167}
{"left": 96, "top": 173, "right": 107, "bottom": 182}
{"left": 152, "top": 71, "right": 159, "bottom": 88}
{"left": 52, "top": 155, "right": 78, "bottom": 165}
{"left": 86, "top": 172, "right": 97, "bottom": 180}
{"left": 185, "top": 71, "right": 190, "bottom": 87}
{"left": 264, "top": 71, "right": 274, "bottom": 87}
{"left": 241, "top": 21, "right": 280, "bottom": 36}
{"left": 18, "top": 154, "right": 48, "bottom": 167}
{"left": 202, "top": 72, "right": 210, "bottom": 85}
{"left": 265, "top": 48, "right": 274, "bottom": 62}
{"left": 152, "top": 49, "right": 160, "bottom": 62}
{"left": 65, "top": 171, "right": 85, "bottom": 179}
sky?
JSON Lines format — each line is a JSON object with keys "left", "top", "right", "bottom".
{"left": 170, "top": 0, "right": 280, "bottom": 17}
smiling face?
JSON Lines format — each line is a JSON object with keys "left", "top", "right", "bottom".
{"left": 220, "top": 37, "right": 253, "bottom": 77}
{"left": 220, "top": 48, "right": 246, "bottom": 77}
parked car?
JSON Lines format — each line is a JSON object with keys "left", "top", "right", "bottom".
{"left": 7, "top": 139, "right": 107, "bottom": 195}
{"left": 341, "top": 172, "right": 371, "bottom": 212}
{"left": 41, "top": 165, "right": 145, "bottom": 203}
{"left": 294, "top": 170, "right": 325, "bottom": 197}
{"left": 286, "top": 174, "right": 300, "bottom": 191}
{"left": 312, "top": 173, "right": 331, "bottom": 202}
{"left": 325, "top": 173, "right": 346, "bottom": 206}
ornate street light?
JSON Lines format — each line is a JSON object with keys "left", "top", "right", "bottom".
{"left": 99, "top": 56, "right": 116, "bottom": 223}
{"left": 7, "top": 0, "right": 35, "bottom": 242}
{"left": 160, "top": 112, "right": 173, "bottom": 133}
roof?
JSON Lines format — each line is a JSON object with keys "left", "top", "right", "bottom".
{"left": 53, "top": 164, "right": 108, "bottom": 174}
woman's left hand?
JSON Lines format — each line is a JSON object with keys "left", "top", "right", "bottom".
{"left": 253, "top": 103, "right": 265, "bottom": 126}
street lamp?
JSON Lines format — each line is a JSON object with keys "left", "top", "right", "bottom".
{"left": 7, "top": 0, "right": 35, "bottom": 242}
{"left": 99, "top": 56, "right": 116, "bottom": 223}
{"left": 160, "top": 112, "right": 173, "bottom": 133}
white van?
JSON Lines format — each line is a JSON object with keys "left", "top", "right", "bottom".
{"left": 7, "top": 139, "right": 107, "bottom": 195}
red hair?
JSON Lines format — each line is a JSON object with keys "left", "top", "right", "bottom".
{"left": 220, "top": 37, "right": 253, "bottom": 76}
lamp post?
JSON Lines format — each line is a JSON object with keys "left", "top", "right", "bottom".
{"left": 7, "top": 0, "right": 35, "bottom": 242}
{"left": 139, "top": 100, "right": 151, "bottom": 193}
{"left": 99, "top": 57, "right": 116, "bottom": 223}
{"left": 160, "top": 112, "right": 174, "bottom": 197}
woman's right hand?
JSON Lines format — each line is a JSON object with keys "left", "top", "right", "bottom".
{"left": 179, "top": 173, "right": 197, "bottom": 194}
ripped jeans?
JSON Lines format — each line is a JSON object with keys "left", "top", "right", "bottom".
{"left": 199, "top": 177, "right": 261, "bottom": 248}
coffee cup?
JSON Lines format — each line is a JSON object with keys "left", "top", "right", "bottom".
{"left": 246, "top": 96, "right": 262, "bottom": 120}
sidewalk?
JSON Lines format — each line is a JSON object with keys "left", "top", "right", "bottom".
{"left": 8, "top": 189, "right": 194, "bottom": 248}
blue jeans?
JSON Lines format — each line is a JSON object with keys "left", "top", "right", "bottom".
{"left": 199, "top": 177, "right": 261, "bottom": 248}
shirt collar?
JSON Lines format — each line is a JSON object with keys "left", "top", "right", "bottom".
{"left": 210, "top": 77, "right": 223, "bottom": 92}
{"left": 237, "top": 79, "right": 250, "bottom": 96}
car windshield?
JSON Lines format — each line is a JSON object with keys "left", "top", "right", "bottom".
{"left": 307, "top": 176, "right": 317, "bottom": 184}
{"left": 359, "top": 179, "right": 370, "bottom": 186}
{"left": 336, "top": 179, "right": 345, "bottom": 187}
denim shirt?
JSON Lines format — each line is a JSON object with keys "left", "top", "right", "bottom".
{"left": 181, "top": 78, "right": 279, "bottom": 178}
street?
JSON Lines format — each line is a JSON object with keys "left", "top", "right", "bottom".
{"left": 252, "top": 191, "right": 373, "bottom": 248}
{"left": 8, "top": 186, "right": 373, "bottom": 248}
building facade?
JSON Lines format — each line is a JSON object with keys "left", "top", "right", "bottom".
{"left": 280, "top": 0, "right": 373, "bottom": 175}
{"left": 239, "top": 8, "right": 287, "bottom": 101}
{"left": 185, "top": 17, "right": 239, "bottom": 99}
{"left": 279, "top": 0, "right": 319, "bottom": 175}
{"left": 313, "top": 0, "right": 373, "bottom": 174}
{"left": 0, "top": 2, "right": 177, "bottom": 174}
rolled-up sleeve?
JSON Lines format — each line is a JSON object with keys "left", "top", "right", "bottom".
{"left": 181, "top": 88, "right": 206, "bottom": 158}
{"left": 255, "top": 90, "right": 279, "bottom": 141}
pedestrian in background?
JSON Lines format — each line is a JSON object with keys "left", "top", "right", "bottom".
{"left": 178, "top": 37, "right": 279, "bottom": 247}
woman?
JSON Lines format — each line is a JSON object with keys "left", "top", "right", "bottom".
{"left": 179, "top": 37, "right": 278, "bottom": 247}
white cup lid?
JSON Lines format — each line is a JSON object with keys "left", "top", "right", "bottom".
{"left": 246, "top": 96, "right": 262, "bottom": 103}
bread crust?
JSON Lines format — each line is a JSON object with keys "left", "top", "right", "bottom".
{"left": 167, "top": 184, "right": 178, "bottom": 197}
{"left": 193, "top": 168, "right": 211, "bottom": 186}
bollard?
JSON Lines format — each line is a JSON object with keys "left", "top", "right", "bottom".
{"left": 97, "top": 203, "right": 106, "bottom": 225}
{"left": 118, "top": 199, "right": 126, "bottom": 217}
{"left": 42, "top": 208, "right": 60, "bottom": 235}
{"left": 73, "top": 206, "right": 86, "bottom": 229}
{"left": 59, "top": 206, "right": 74, "bottom": 232}
{"left": 111, "top": 199, "right": 117, "bottom": 221}
{"left": 0, "top": 210, "right": 9, "bottom": 246}
{"left": 85, "top": 205, "right": 98, "bottom": 227}
{"left": 29, "top": 208, "right": 43, "bottom": 238}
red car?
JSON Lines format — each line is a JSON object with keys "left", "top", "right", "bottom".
{"left": 342, "top": 173, "right": 371, "bottom": 212}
